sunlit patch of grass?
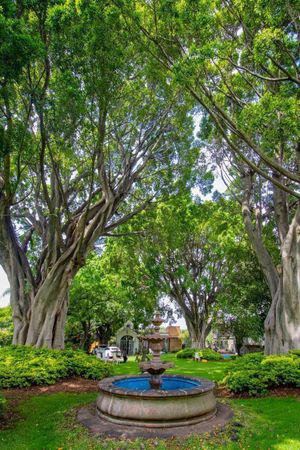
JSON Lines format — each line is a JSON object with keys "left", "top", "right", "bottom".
{"left": 114, "top": 353, "right": 230, "bottom": 382}
{"left": 1, "top": 394, "right": 299, "bottom": 450}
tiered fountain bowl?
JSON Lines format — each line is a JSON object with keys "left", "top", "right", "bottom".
{"left": 96, "top": 312, "right": 217, "bottom": 428}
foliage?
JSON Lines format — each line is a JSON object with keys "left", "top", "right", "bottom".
{"left": 67, "top": 249, "right": 157, "bottom": 349}
{"left": 224, "top": 353, "right": 300, "bottom": 395}
{"left": 199, "top": 348, "right": 223, "bottom": 361}
{"left": 126, "top": 0, "right": 300, "bottom": 356}
{"left": 179, "top": 329, "right": 191, "bottom": 347}
{"left": 0, "top": 306, "right": 13, "bottom": 347}
{"left": 176, "top": 347, "right": 222, "bottom": 361}
{"left": 105, "top": 195, "right": 261, "bottom": 348}
{"left": 0, "top": 0, "right": 197, "bottom": 348}
{"left": 215, "top": 253, "right": 271, "bottom": 354}
{"left": 133, "top": 0, "right": 300, "bottom": 192}
{"left": 0, "top": 346, "right": 113, "bottom": 388}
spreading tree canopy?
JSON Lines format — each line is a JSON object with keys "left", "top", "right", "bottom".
{"left": 0, "top": 1, "right": 196, "bottom": 348}
{"left": 120, "top": 0, "right": 300, "bottom": 354}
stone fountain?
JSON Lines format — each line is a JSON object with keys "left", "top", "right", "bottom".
{"left": 139, "top": 311, "right": 174, "bottom": 389}
{"left": 78, "top": 311, "right": 232, "bottom": 437}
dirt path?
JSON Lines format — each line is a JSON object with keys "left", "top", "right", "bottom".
{"left": 3, "top": 377, "right": 98, "bottom": 401}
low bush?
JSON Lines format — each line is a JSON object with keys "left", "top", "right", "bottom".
{"left": 0, "top": 345, "right": 113, "bottom": 389}
{"left": 0, "top": 392, "right": 5, "bottom": 416}
{"left": 176, "top": 347, "right": 222, "bottom": 360}
{"left": 289, "top": 349, "right": 300, "bottom": 357}
{"left": 176, "top": 348, "right": 194, "bottom": 359}
{"left": 0, "top": 306, "right": 13, "bottom": 347}
{"left": 199, "top": 348, "right": 222, "bottom": 361}
{"left": 224, "top": 352, "right": 300, "bottom": 395}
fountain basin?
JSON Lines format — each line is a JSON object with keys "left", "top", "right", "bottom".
{"left": 97, "top": 374, "right": 217, "bottom": 428}
{"left": 113, "top": 376, "right": 201, "bottom": 391}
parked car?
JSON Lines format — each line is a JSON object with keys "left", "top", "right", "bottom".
{"left": 95, "top": 346, "right": 122, "bottom": 361}
{"left": 94, "top": 345, "right": 108, "bottom": 359}
{"left": 105, "top": 346, "right": 122, "bottom": 360}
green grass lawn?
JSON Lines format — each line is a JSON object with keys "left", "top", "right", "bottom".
{"left": 114, "top": 353, "right": 230, "bottom": 382}
{"left": 0, "top": 354, "right": 299, "bottom": 450}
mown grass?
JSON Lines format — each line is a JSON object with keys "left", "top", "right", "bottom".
{"left": 0, "top": 354, "right": 299, "bottom": 450}
{"left": 114, "top": 353, "right": 230, "bottom": 382}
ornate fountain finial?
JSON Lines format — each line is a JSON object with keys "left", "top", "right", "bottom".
{"left": 139, "top": 311, "right": 174, "bottom": 389}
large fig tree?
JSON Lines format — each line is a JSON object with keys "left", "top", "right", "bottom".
{"left": 125, "top": 0, "right": 300, "bottom": 353}
{"left": 0, "top": 1, "right": 194, "bottom": 348}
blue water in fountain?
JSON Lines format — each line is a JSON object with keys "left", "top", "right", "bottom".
{"left": 113, "top": 376, "right": 201, "bottom": 391}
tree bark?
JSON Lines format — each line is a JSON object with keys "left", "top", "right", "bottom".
{"left": 186, "top": 317, "right": 211, "bottom": 349}
{"left": 242, "top": 172, "right": 300, "bottom": 354}
{"left": 13, "top": 260, "right": 75, "bottom": 349}
{"left": 264, "top": 206, "right": 300, "bottom": 354}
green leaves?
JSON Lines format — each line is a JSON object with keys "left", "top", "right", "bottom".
{"left": 0, "top": 12, "right": 42, "bottom": 80}
{"left": 0, "top": 345, "right": 113, "bottom": 388}
{"left": 67, "top": 250, "right": 157, "bottom": 347}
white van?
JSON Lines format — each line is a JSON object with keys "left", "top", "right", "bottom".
{"left": 96, "top": 346, "right": 122, "bottom": 361}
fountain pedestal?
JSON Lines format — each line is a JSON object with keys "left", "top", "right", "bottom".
{"left": 88, "top": 311, "right": 232, "bottom": 433}
{"left": 139, "top": 312, "right": 174, "bottom": 389}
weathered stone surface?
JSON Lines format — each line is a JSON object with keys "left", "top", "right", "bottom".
{"left": 96, "top": 374, "right": 217, "bottom": 427}
{"left": 78, "top": 402, "right": 233, "bottom": 438}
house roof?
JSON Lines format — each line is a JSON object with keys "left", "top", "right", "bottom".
{"left": 166, "top": 325, "right": 181, "bottom": 337}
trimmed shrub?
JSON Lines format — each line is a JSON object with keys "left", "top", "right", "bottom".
{"left": 199, "top": 348, "right": 222, "bottom": 361}
{"left": 0, "top": 345, "right": 113, "bottom": 389}
{"left": 224, "top": 352, "right": 264, "bottom": 371}
{"left": 176, "top": 347, "right": 222, "bottom": 360}
{"left": 224, "top": 369, "right": 269, "bottom": 395}
{"left": 176, "top": 348, "right": 195, "bottom": 359}
{"left": 224, "top": 352, "right": 300, "bottom": 395}
{"left": 0, "top": 306, "right": 13, "bottom": 347}
{"left": 289, "top": 349, "right": 300, "bottom": 358}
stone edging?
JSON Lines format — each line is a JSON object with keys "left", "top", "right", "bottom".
{"left": 98, "top": 374, "right": 215, "bottom": 398}
{"left": 78, "top": 402, "right": 233, "bottom": 438}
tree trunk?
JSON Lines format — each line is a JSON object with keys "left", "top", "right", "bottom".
{"left": 264, "top": 208, "right": 300, "bottom": 354}
{"left": 12, "top": 282, "right": 70, "bottom": 349}
{"left": 234, "top": 336, "right": 244, "bottom": 356}
{"left": 188, "top": 319, "right": 211, "bottom": 349}
{"left": 242, "top": 173, "right": 300, "bottom": 354}
{"left": 9, "top": 245, "right": 80, "bottom": 349}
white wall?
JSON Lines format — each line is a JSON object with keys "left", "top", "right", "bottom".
{"left": 0, "top": 267, "right": 10, "bottom": 307}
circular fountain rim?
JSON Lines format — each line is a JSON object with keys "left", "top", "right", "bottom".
{"left": 98, "top": 374, "right": 215, "bottom": 398}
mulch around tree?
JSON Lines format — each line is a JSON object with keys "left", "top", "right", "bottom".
{"left": 0, "top": 377, "right": 98, "bottom": 430}
{"left": 215, "top": 385, "right": 300, "bottom": 399}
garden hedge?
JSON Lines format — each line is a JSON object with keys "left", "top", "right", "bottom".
{"left": 176, "top": 347, "right": 222, "bottom": 360}
{"left": 0, "top": 345, "right": 113, "bottom": 388}
{"left": 223, "top": 352, "right": 300, "bottom": 395}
